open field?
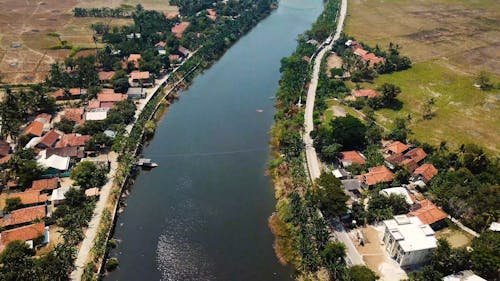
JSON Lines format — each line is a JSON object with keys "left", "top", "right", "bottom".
{"left": 435, "top": 226, "right": 473, "bottom": 248}
{"left": 0, "top": 0, "right": 177, "bottom": 84}
{"left": 343, "top": 0, "right": 500, "bottom": 153}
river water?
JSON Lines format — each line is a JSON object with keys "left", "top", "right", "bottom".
{"left": 105, "top": 1, "right": 323, "bottom": 280}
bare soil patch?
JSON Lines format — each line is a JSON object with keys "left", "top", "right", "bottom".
{"left": 0, "top": 0, "right": 176, "bottom": 84}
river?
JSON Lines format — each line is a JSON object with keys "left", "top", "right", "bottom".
{"left": 105, "top": 1, "right": 323, "bottom": 280}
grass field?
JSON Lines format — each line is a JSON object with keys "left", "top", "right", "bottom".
{"left": 343, "top": 0, "right": 500, "bottom": 153}
{"left": 0, "top": 0, "right": 177, "bottom": 84}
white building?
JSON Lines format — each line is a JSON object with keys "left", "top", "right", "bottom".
{"left": 443, "top": 270, "right": 487, "bottom": 281}
{"left": 84, "top": 108, "right": 109, "bottom": 121}
{"left": 382, "top": 215, "right": 437, "bottom": 267}
{"left": 380, "top": 187, "right": 414, "bottom": 205}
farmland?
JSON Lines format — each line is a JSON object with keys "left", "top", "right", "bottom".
{"left": 0, "top": 0, "right": 177, "bottom": 84}
{"left": 343, "top": 0, "right": 500, "bottom": 153}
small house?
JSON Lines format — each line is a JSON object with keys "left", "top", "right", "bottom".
{"left": 358, "top": 165, "right": 394, "bottom": 187}
{"left": 24, "top": 121, "right": 44, "bottom": 138}
{"left": 30, "top": 178, "right": 59, "bottom": 193}
{"left": 340, "top": 151, "right": 366, "bottom": 167}
{"left": 127, "top": 87, "right": 146, "bottom": 99}
{"left": 129, "top": 71, "right": 153, "bottom": 87}
{"left": 98, "top": 71, "right": 115, "bottom": 83}
{"left": 36, "top": 130, "right": 62, "bottom": 149}
{"left": 408, "top": 200, "right": 448, "bottom": 230}
{"left": 412, "top": 164, "right": 438, "bottom": 183}
{"left": 171, "top": 22, "right": 190, "bottom": 38}
{"left": 0, "top": 223, "right": 47, "bottom": 252}
{"left": 352, "top": 89, "right": 379, "bottom": 99}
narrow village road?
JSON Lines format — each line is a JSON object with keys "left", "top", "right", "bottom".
{"left": 70, "top": 55, "right": 196, "bottom": 280}
{"left": 303, "top": 0, "right": 365, "bottom": 267}
{"left": 303, "top": 0, "right": 347, "bottom": 181}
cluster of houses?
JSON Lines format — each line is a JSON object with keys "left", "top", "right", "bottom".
{"left": 0, "top": 107, "right": 110, "bottom": 252}
{"left": 333, "top": 140, "right": 449, "bottom": 267}
{"left": 345, "top": 39, "right": 385, "bottom": 66}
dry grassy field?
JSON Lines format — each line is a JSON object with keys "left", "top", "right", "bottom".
{"left": 344, "top": 0, "right": 500, "bottom": 153}
{"left": 0, "top": 0, "right": 177, "bottom": 84}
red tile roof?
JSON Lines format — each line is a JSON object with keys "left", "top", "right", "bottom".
{"left": 165, "top": 11, "right": 179, "bottom": 19}
{"left": 55, "top": 134, "right": 91, "bottom": 148}
{"left": 46, "top": 147, "right": 84, "bottom": 159}
{"left": 207, "top": 9, "right": 217, "bottom": 20}
{"left": 24, "top": 121, "right": 44, "bottom": 137}
{"left": 35, "top": 113, "right": 52, "bottom": 124}
{"left": 100, "top": 102, "right": 116, "bottom": 108}
{"left": 0, "top": 154, "right": 11, "bottom": 164}
{"left": 0, "top": 140, "right": 10, "bottom": 157}
{"left": 400, "top": 158, "right": 418, "bottom": 172}
{"left": 385, "top": 141, "right": 410, "bottom": 154}
{"left": 352, "top": 89, "right": 379, "bottom": 98}
{"left": 359, "top": 165, "right": 394, "bottom": 186}
{"left": 98, "top": 71, "right": 115, "bottom": 81}
{"left": 0, "top": 206, "right": 46, "bottom": 228}
{"left": 130, "top": 71, "right": 150, "bottom": 80}
{"left": 97, "top": 93, "right": 128, "bottom": 103}
{"left": 88, "top": 99, "right": 101, "bottom": 109}
{"left": 0, "top": 223, "right": 45, "bottom": 250}
{"left": 7, "top": 190, "right": 47, "bottom": 205}
{"left": 155, "top": 41, "right": 167, "bottom": 48}
{"left": 63, "top": 107, "right": 85, "bottom": 125}
{"left": 404, "top": 147, "right": 427, "bottom": 163}
{"left": 169, "top": 54, "right": 180, "bottom": 61}
{"left": 127, "top": 54, "right": 141, "bottom": 68}
{"left": 413, "top": 164, "right": 438, "bottom": 182}
{"left": 38, "top": 130, "right": 61, "bottom": 148}
{"left": 354, "top": 48, "right": 368, "bottom": 56}
{"left": 51, "top": 88, "right": 84, "bottom": 99}
{"left": 171, "top": 22, "right": 190, "bottom": 38}
{"left": 30, "top": 178, "right": 59, "bottom": 192}
{"left": 409, "top": 200, "right": 447, "bottom": 225}
{"left": 341, "top": 151, "right": 366, "bottom": 165}
{"left": 178, "top": 46, "right": 190, "bottom": 56}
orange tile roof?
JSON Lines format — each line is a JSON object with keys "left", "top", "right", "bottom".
{"left": 359, "top": 165, "right": 394, "bottom": 186}
{"left": 171, "top": 22, "right": 190, "bottom": 38}
{"left": 98, "top": 71, "right": 115, "bottom": 81}
{"left": 52, "top": 88, "right": 84, "bottom": 99}
{"left": 169, "top": 54, "right": 180, "bottom": 61}
{"left": 165, "top": 11, "right": 179, "bottom": 19}
{"left": 404, "top": 147, "right": 427, "bottom": 163}
{"left": 130, "top": 71, "right": 150, "bottom": 80}
{"left": 97, "top": 93, "right": 128, "bottom": 103}
{"left": 0, "top": 140, "right": 10, "bottom": 156}
{"left": 35, "top": 113, "right": 52, "bottom": 124}
{"left": 341, "top": 151, "right": 366, "bottom": 165}
{"left": 100, "top": 102, "right": 116, "bottom": 108}
{"left": 0, "top": 154, "right": 11, "bottom": 164}
{"left": 352, "top": 89, "right": 379, "bottom": 98}
{"left": 127, "top": 54, "right": 141, "bottom": 68}
{"left": 207, "top": 9, "right": 217, "bottom": 20}
{"left": 7, "top": 190, "right": 47, "bottom": 205}
{"left": 385, "top": 141, "right": 409, "bottom": 154}
{"left": 24, "top": 121, "right": 44, "bottom": 137}
{"left": 354, "top": 48, "right": 368, "bottom": 56}
{"left": 88, "top": 99, "right": 101, "bottom": 109}
{"left": 38, "top": 130, "right": 61, "bottom": 148}
{"left": 55, "top": 134, "right": 91, "bottom": 148}
{"left": 63, "top": 107, "right": 85, "bottom": 125}
{"left": 400, "top": 158, "right": 418, "bottom": 172}
{"left": 413, "top": 164, "right": 438, "bottom": 182}
{"left": 0, "top": 206, "right": 46, "bottom": 228}
{"left": 409, "top": 200, "right": 447, "bottom": 225}
{"left": 30, "top": 178, "right": 59, "bottom": 191}
{"left": 155, "top": 41, "right": 167, "bottom": 48}
{"left": 0, "top": 222, "right": 45, "bottom": 250}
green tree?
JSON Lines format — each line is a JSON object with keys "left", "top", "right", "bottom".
{"left": 313, "top": 172, "right": 348, "bottom": 218}
{"left": 475, "top": 71, "right": 493, "bottom": 90}
{"left": 54, "top": 118, "right": 76, "bottom": 134}
{"left": 70, "top": 161, "right": 107, "bottom": 189}
{"left": 388, "top": 118, "right": 410, "bottom": 142}
{"left": 320, "top": 143, "right": 343, "bottom": 163}
{"left": 471, "top": 231, "right": 500, "bottom": 280}
{"left": 330, "top": 114, "right": 367, "bottom": 150}
{"left": 4, "top": 197, "right": 22, "bottom": 212}
{"left": 0, "top": 241, "right": 36, "bottom": 281}
{"left": 349, "top": 265, "right": 379, "bottom": 281}
{"left": 113, "top": 77, "right": 130, "bottom": 94}
{"left": 377, "top": 83, "right": 401, "bottom": 107}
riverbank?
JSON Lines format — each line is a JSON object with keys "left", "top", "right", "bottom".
{"left": 268, "top": 0, "right": 354, "bottom": 280}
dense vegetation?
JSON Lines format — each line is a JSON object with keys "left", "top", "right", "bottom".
{"left": 407, "top": 234, "right": 500, "bottom": 281}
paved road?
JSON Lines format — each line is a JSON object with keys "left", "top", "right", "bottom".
{"left": 70, "top": 55, "right": 196, "bottom": 280}
{"left": 303, "top": 0, "right": 347, "bottom": 181}
{"left": 303, "top": 0, "right": 364, "bottom": 266}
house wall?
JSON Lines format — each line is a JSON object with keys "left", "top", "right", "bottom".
{"left": 400, "top": 248, "right": 433, "bottom": 267}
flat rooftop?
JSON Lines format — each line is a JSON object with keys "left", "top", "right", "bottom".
{"left": 384, "top": 215, "right": 437, "bottom": 252}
